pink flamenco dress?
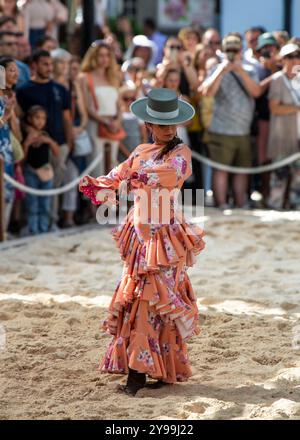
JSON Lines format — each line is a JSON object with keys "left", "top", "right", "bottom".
{"left": 79, "top": 142, "right": 205, "bottom": 383}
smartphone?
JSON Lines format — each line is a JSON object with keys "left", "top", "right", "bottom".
{"left": 169, "top": 48, "right": 178, "bottom": 63}
{"left": 226, "top": 51, "right": 236, "bottom": 63}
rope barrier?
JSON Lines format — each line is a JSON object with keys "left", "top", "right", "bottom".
{"left": 191, "top": 151, "right": 300, "bottom": 174}
{"left": 3, "top": 152, "right": 103, "bottom": 197}
{"left": 2, "top": 150, "right": 300, "bottom": 197}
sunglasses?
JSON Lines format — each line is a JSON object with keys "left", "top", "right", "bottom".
{"left": 225, "top": 48, "right": 240, "bottom": 53}
{"left": 132, "top": 66, "right": 143, "bottom": 72}
{"left": 123, "top": 96, "right": 136, "bottom": 102}
{"left": 0, "top": 41, "right": 17, "bottom": 46}
{"left": 168, "top": 45, "right": 183, "bottom": 50}
{"left": 209, "top": 40, "right": 221, "bottom": 46}
{"left": 285, "top": 53, "right": 300, "bottom": 59}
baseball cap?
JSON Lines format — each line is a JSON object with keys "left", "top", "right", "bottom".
{"left": 222, "top": 35, "right": 242, "bottom": 52}
{"left": 256, "top": 32, "right": 278, "bottom": 51}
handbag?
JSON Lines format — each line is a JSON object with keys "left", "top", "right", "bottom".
{"left": 86, "top": 73, "right": 126, "bottom": 141}
{"left": 11, "top": 133, "right": 24, "bottom": 163}
{"left": 73, "top": 129, "right": 93, "bottom": 156}
{"left": 98, "top": 123, "right": 126, "bottom": 141}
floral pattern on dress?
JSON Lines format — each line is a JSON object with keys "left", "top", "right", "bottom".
{"left": 137, "top": 349, "right": 154, "bottom": 367}
{"left": 170, "top": 155, "right": 188, "bottom": 180}
{"left": 148, "top": 311, "right": 163, "bottom": 331}
{"left": 162, "top": 343, "right": 171, "bottom": 354}
{"left": 163, "top": 236, "right": 177, "bottom": 261}
{"left": 148, "top": 337, "right": 161, "bottom": 355}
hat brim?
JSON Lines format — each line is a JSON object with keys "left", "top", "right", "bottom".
{"left": 279, "top": 46, "right": 300, "bottom": 58}
{"left": 130, "top": 97, "right": 195, "bottom": 125}
{"left": 257, "top": 40, "right": 278, "bottom": 51}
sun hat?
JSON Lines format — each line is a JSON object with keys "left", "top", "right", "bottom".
{"left": 222, "top": 35, "right": 242, "bottom": 52}
{"left": 256, "top": 32, "right": 278, "bottom": 51}
{"left": 130, "top": 88, "right": 195, "bottom": 125}
{"left": 279, "top": 43, "right": 300, "bottom": 58}
{"left": 50, "top": 48, "right": 72, "bottom": 61}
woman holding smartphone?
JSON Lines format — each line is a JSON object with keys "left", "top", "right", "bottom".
{"left": 156, "top": 37, "right": 199, "bottom": 95}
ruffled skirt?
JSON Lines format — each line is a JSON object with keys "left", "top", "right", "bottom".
{"left": 100, "top": 207, "right": 205, "bottom": 383}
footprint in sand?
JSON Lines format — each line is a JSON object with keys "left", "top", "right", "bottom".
{"left": 210, "top": 340, "right": 229, "bottom": 350}
{"left": 0, "top": 312, "right": 12, "bottom": 321}
{"left": 182, "top": 401, "right": 208, "bottom": 414}
{"left": 18, "top": 271, "right": 37, "bottom": 281}
{"left": 277, "top": 322, "right": 290, "bottom": 330}
{"left": 280, "top": 303, "right": 297, "bottom": 311}
{"left": 252, "top": 355, "right": 282, "bottom": 366}
{"left": 241, "top": 246, "right": 257, "bottom": 253}
{"left": 227, "top": 220, "right": 245, "bottom": 226}
{"left": 66, "top": 317, "right": 81, "bottom": 326}
{"left": 222, "top": 350, "right": 239, "bottom": 359}
{"left": 23, "top": 311, "right": 54, "bottom": 319}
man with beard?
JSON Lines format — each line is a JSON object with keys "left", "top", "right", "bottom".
{"left": 16, "top": 50, "right": 74, "bottom": 228}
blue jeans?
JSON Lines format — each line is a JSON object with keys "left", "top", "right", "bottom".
{"left": 70, "top": 155, "right": 87, "bottom": 174}
{"left": 24, "top": 166, "right": 53, "bottom": 235}
{"left": 29, "top": 28, "right": 45, "bottom": 48}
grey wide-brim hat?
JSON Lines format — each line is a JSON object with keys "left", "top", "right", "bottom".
{"left": 130, "top": 88, "right": 195, "bottom": 125}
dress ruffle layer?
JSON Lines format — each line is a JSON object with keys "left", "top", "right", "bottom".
{"left": 111, "top": 207, "right": 205, "bottom": 277}
{"left": 100, "top": 208, "right": 206, "bottom": 383}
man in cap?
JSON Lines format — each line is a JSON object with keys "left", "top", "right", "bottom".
{"left": 201, "top": 34, "right": 261, "bottom": 209}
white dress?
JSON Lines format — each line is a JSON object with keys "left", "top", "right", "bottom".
{"left": 88, "top": 85, "right": 120, "bottom": 178}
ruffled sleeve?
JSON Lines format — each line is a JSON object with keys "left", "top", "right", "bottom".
{"left": 130, "top": 144, "right": 192, "bottom": 189}
{"left": 79, "top": 153, "right": 136, "bottom": 206}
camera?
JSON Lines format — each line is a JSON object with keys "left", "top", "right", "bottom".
{"left": 225, "top": 50, "right": 237, "bottom": 62}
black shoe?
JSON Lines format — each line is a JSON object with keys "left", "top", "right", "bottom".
{"left": 145, "top": 380, "right": 170, "bottom": 389}
{"left": 118, "top": 368, "right": 146, "bottom": 396}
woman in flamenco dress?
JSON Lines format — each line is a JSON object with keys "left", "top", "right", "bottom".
{"left": 79, "top": 88, "right": 206, "bottom": 396}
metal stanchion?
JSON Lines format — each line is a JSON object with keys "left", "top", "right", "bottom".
{"left": 0, "top": 156, "right": 5, "bottom": 242}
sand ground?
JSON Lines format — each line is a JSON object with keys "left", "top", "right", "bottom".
{"left": 0, "top": 207, "right": 300, "bottom": 420}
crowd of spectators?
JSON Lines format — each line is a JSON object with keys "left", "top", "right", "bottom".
{"left": 0, "top": 1, "right": 300, "bottom": 238}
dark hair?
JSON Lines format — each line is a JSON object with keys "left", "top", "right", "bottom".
{"left": 154, "top": 135, "right": 183, "bottom": 161}
{"left": 163, "top": 69, "right": 181, "bottom": 87}
{"left": 0, "top": 16, "right": 17, "bottom": 28}
{"left": 245, "top": 26, "right": 266, "bottom": 35}
{"left": 144, "top": 18, "right": 156, "bottom": 30}
{"left": 35, "top": 35, "right": 56, "bottom": 48}
{"left": 26, "top": 105, "right": 47, "bottom": 123}
{"left": 0, "top": 56, "right": 15, "bottom": 68}
{"left": 31, "top": 49, "right": 51, "bottom": 63}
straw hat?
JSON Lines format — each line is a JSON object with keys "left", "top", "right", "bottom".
{"left": 130, "top": 88, "right": 195, "bottom": 125}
